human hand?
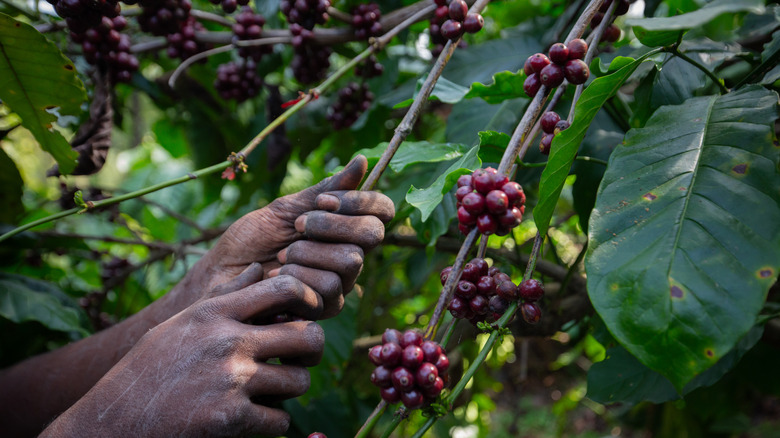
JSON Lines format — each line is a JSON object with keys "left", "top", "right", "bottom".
{"left": 188, "top": 155, "right": 394, "bottom": 317}
{"left": 40, "top": 272, "right": 325, "bottom": 438}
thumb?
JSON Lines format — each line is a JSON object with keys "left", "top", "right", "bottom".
{"left": 303, "top": 155, "right": 368, "bottom": 197}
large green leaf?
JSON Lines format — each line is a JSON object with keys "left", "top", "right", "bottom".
{"left": 585, "top": 86, "right": 780, "bottom": 391}
{"left": 0, "top": 13, "right": 85, "bottom": 174}
{"left": 534, "top": 55, "right": 653, "bottom": 236}
{"left": 627, "top": 0, "right": 765, "bottom": 47}
{"left": 393, "top": 76, "right": 469, "bottom": 109}
{"left": 406, "top": 146, "right": 481, "bottom": 221}
{"left": 587, "top": 325, "right": 763, "bottom": 404}
{"left": 0, "top": 273, "right": 90, "bottom": 337}
{"left": 353, "top": 141, "right": 469, "bottom": 173}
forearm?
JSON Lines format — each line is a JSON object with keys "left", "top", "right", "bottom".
{"left": 0, "top": 257, "right": 210, "bottom": 437}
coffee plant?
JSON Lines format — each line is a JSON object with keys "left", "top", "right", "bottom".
{"left": 1, "top": 0, "right": 779, "bottom": 437}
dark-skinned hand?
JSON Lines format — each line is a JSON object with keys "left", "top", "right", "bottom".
{"left": 40, "top": 269, "right": 324, "bottom": 438}
{"left": 179, "top": 155, "right": 394, "bottom": 319}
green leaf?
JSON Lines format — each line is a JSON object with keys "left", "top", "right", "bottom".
{"left": 627, "top": 0, "right": 765, "bottom": 47}
{"left": 393, "top": 76, "right": 469, "bottom": 109}
{"left": 587, "top": 325, "right": 764, "bottom": 404}
{"left": 0, "top": 13, "right": 86, "bottom": 174}
{"left": 0, "top": 273, "right": 89, "bottom": 337}
{"left": 406, "top": 146, "right": 481, "bottom": 221}
{"left": 353, "top": 141, "right": 469, "bottom": 173}
{"left": 0, "top": 147, "right": 23, "bottom": 224}
{"left": 464, "top": 70, "right": 526, "bottom": 104}
{"left": 534, "top": 55, "right": 652, "bottom": 236}
{"left": 585, "top": 86, "right": 780, "bottom": 391}
{"left": 477, "top": 130, "right": 511, "bottom": 163}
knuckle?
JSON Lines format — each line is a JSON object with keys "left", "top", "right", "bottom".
{"left": 273, "top": 275, "right": 306, "bottom": 302}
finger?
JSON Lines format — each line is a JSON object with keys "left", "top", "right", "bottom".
{"left": 277, "top": 264, "right": 344, "bottom": 319}
{"left": 279, "top": 241, "right": 364, "bottom": 291}
{"left": 245, "top": 362, "right": 310, "bottom": 399}
{"left": 206, "top": 262, "right": 264, "bottom": 299}
{"left": 315, "top": 190, "right": 395, "bottom": 223}
{"left": 206, "top": 275, "right": 323, "bottom": 322}
{"left": 294, "top": 155, "right": 368, "bottom": 203}
{"left": 243, "top": 321, "right": 324, "bottom": 365}
{"left": 243, "top": 404, "right": 291, "bottom": 437}
{"left": 295, "top": 211, "right": 385, "bottom": 250}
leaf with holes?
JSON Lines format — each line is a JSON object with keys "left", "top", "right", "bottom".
{"left": 627, "top": 0, "right": 764, "bottom": 47}
{"left": 585, "top": 85, "right": 780, "bottom": 391}
{"left": 0, "top": 13, "right": 85, "bottom": 174}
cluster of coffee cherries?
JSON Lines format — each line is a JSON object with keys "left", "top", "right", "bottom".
{"left": 354, "top": 55, "right": 384, "bottom": 79}
{"left": 136, "top": 0, "right": 191, "bottom": 36}
{"left": 281, "top": 0, "right": 330, "bottom": 30}
{"left": 437, "top": 0, "right": 484, "bottom": 41}
{"left": 442, "top": 258, "right": 517, "bottom": 325}
{"left": 214, "top": 60, "right": 262, "bottom": 102}
{"left": 208, "top": 0, "right": 249, "bottom": 14}
{"left": 327, "top": 82, "right": 374, "bottom": 129}
{"left": 518, "top": 279, "right": 544, "bottom": 324}
{"left": 351, "top": 3, "right": 382, "bottom": 40}
{"left": 456, "top": 167, "right": 526, "bottom": 236}
{"left": 369, "top": 329, "right": 449, "bottom": 410}
{"left": 523, "top": 38, "right": 590, "bottom": 97}
{"left": 47, "top": 0, "right": 138, "bottom": 82}
{"left": 591, "top": 0, "right": 634, "bottom": 43}
{"left": 165, "top": 17, "right": 209, "bottom": 60}
{"left": 538, "top": 111, "right": 570, "bottom": 155}
{"left": 234, "top": 7, "right": 272, "bottom": 61}
{"left": 289, "top": 24, "right": 332, "bottom": 83}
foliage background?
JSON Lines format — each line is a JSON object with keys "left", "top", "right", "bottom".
{"left": 1, "top": 0, "right": 780, "bottom": 436}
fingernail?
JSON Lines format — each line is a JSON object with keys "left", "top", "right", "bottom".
{"left": 268, "top": 268, "right": 281, "bottom": 277}
{"left": 277, "top": 248, "right": 288, "bottom": 264}
{"left": 295, "top": 215, "right": 307, "bottom": 233}
{"left": 316, "top": 194, "right": 340, "bottom": 211}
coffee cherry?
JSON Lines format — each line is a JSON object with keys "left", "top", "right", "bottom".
{"left": 400, "top": 329, "right": 423, "bottom": 348}
{"left": 540, "top": 63, "right": 565, "bottom": 87}
{"left": 458, "top": 206, "right": 478, "bottom": 225}
{"left": 455, "top": 280, "right": 477, "bottom": 299}
{"left": 564, "top": 59, "right": 590, "bottom": 85}
{"left": 381, "top": 342, "right": 402, "bottom": 366}
{"left": 455, "top": 185, "right": 472, "bottom": 202}
{"left": 471, "top": 168, "right": 493, "bottom": 194}
{"left": 527, "top": 53, "right": 551, "bottom": 74}
{"left": 440, "top": 19, "right": 463, "bottom": 40}
{"left": 540, "top": 111, "right": 561, "bottom": 134}
{"left": 493, "top": 272, "right": 511, "bottom": 284}
{"left": 463, "top": 13, "right": 484, "bottom": 33}
{"left": 548, "top": 42, "right": 569, "bottom": 65}
{"left": 469, "top": 295, "right": 489, "bottom": 315}
{"left": 440, "top": 266, "right": 453, "bottom": 285}
{"left": 368, "top": 345, "right": 383, "bottom": 366}
{"left": 421, "top": 341, "right": 441, "bottom": 363}
{"left": 380, "top": 386, "right": 401, "bottom": 403}
{"left": 415, "top": 363, "right": 439, "bottom": 387}
{"left": 485, "top": 190, "right": 509, "bottom": 214}
{"left": 462, "top": 192, "right": 486, "bottom": 214}
{"left": 501, "top": 182, "right": 525, "bottom": 207}
{"left": 555, "top": 120, "right": 571, "bottom": 132}
{"left": 523, "top": 73, "right": 541, "bottom": 97}
{"left": 382, "top": 328, "right": 402, "bottom": 345}
{"left": 423, "top": 376, "right": 445, "bottom": 399}
{"left": 391, "top": 366, "right": 415, "bottom": 391}
{"left": 461, "top": 262, "right": 481, "bottom": 283}
{"left": 489, "top": 295, "right": 510, "bottom": 314}
{"left": 435, "top": 353, "right": 450, "bottom": 374}
{"left": 371, "top": 365, "right": 393, "bottom": 388}
{"left": 497, "top": 207, "right": 522, "bottom": 227}
{"left": 519, "top": 278, "right": 545, "bottom": 301}
{"left": 434, "top": 5, "right": 449, "bottom": 22}
{"left": 567, "top": 38, "right": 588, "bottom": 60}
{"left": 476, "top": 213, "right": 498, "bottom": 235}
{"left": 488, "top": 266, "right": 500, "bottom": 277}
{"left": 448, "top": 296, "right": 469, "bottom": 318}
{"left": 591, "top": 12, "right": 604, "bottom": 27}
{"left": 401, "top": 389, "right": 425, "bottom": 410}
{"left": 603, "top": 24, "right": 621, "bottom": 43}
{"left": 448, "top": 0, "right": 468, "bottom": 21}
{"left": 469, "top": 258, "right": 489, "bottom": 276}
{"left": 616, "top": 0, "right": 631, "bottom": 16}
{"left": 489, "top": 172, "right": 509, "bottom": 191}
{"left": 521, "top": 302, "right": 542, "bottom": 324}
{"left": 476, "top": 275, "right": 496, "bottom": 296}
{"left": 496, "top": 280, "right": 518, "bottom": 301}
{"left": 540, "top": 133, "right": 553, "bottom": 155}
{"left": 402, "top": 345, "right": 424, "bottom": 369}
{"left": 457, "top": 174, "right": 473, "bottom": 188}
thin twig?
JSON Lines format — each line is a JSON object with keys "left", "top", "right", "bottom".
{"left": 34, "top": 231, "right": 208, "bottom": 255}
{"left": 190, "top": 9, "right": 234, "bottom": 27}
{"left": 327, "top": 6, "right": 354, "bottom": 24}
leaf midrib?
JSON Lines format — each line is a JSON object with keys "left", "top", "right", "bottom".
{"left": 665, "top": 96, "right": 718, "bottom": 285}
{"left": 0, "top": 34, "right": 48, "bottom": 140}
